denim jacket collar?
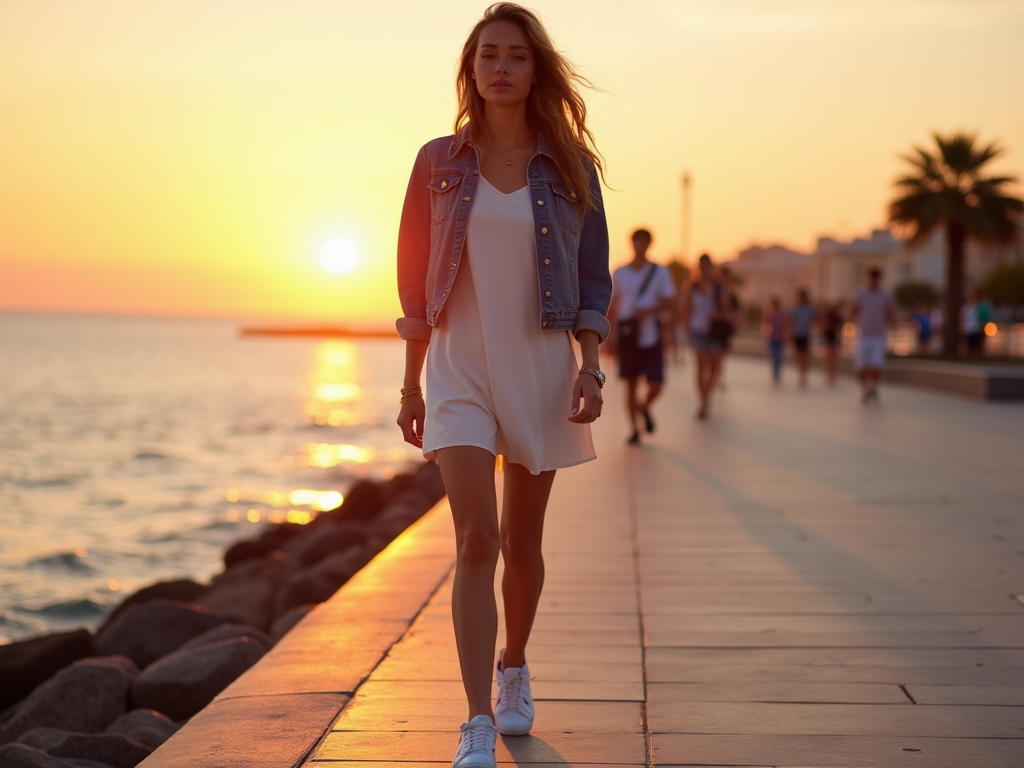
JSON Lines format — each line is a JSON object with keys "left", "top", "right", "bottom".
{"left": 447, "top": 125, "right": 555, "bottom": 162}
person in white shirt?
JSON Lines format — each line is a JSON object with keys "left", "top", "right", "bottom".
{"left": 608, "top": 229, "right": 677, "bottom": 444}
{"left": 851, "top": 267, "right": 896, "bottom": 404}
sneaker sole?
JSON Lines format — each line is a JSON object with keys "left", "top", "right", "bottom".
{"left": 496, "top": 721, "right": 533, "bottom": 737}
{"left": 453, "top": 756, "right": 496, "bottom": 768}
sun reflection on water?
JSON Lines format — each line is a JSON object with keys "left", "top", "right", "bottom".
{"left": 305, "top": 341, "right": 367, "bottom": 426}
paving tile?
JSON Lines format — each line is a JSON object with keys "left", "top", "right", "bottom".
{"left": 332, "top": 699, "right": 643, "bottom": 734}
{"left": 651, "top": 733, "right": 1024, "bottom": 768}
{"left": 645, "top": 661, "right": 1024, "bottom": 686}
{"left": 644, "top": 646, "right": 1024, "bottom": 668}
{"left": 905, "top": 684, "right": 1024, "bottom": 705}
{"left": 647, "top": 681, "right": 909, "bottom": 704}
{"left": 140, "top": 693, "right": 348, "bottom": 768}
{"left": 646, "top": 701, "right": 1024, "bottom": 738}
{"left": 315, "top": 731, "right": 646, "bottom": 763}
{"left": 310, "top": 763, "right": 640, "bottom": 767}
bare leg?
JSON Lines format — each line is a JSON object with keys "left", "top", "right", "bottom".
{"left": 436, "top": 446, "right": 500, "bottom": 722}
{"left": 500, "top": 463, "right": 556, "bottom": 669}
{"left": 624, "top": 378, "right": 640, "bottom": 435}
{"left": 642, "top": 381, "right": 663, "bottom": 411}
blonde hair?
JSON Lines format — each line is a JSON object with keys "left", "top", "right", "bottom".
{"left": 455, "top": 3, "right": 604, "bottom": 210}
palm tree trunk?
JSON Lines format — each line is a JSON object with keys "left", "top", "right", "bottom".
{"left": 943, "top": 221, "right": 966, "bottom": 357}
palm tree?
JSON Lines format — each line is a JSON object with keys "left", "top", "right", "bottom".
{"left": 889, "top": 132, "right": 1023, "bottom": 356}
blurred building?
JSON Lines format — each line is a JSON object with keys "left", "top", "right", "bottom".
{"left": 721, "top": 244, "right": 811, "bottom": 310}
{"left": 723, "top": 225, "right": 1024, "bottom": 309}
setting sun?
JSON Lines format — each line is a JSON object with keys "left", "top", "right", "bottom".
{"left": 320, "top": 237, "right": 359, "bottom": 275}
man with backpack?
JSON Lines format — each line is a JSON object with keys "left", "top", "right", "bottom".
{"left": 608, "top": 229, "right": 678, "bottom": 445}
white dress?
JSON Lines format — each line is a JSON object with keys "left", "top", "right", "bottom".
{"left": 422, "top": 176, "right": 596, "bottom": 475}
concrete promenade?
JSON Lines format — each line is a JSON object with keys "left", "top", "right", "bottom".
{"left": 144, "top": 356, "right": 1024, "bottom": 768}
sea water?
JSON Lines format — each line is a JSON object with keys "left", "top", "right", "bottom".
{"left": 0, "top": 313, "right": 420, "bottom": 643}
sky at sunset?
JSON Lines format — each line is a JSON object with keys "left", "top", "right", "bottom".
{"left": 2, "top": 0, "right": 1022, "bottom": 322}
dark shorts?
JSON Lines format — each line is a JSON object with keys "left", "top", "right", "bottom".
{"left": 821, "top": 330, "right": 839, "bottom": 348}
{"left": 619, "top": 342, "right": 665, "bottom": 383}
{"left": 966, "top": 332, "right": 985, "bottom": 353}
{"left": 793, "top": 336, "right": 810, "bottom": 354}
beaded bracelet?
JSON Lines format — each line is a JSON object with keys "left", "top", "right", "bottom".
{"left": 400, "top": 386, "right": 423, "bottom": 403}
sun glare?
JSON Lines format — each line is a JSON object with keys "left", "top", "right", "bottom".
{"left": 320, "top": 237, "right": 359, "bottom": 274}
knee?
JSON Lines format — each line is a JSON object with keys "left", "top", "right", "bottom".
{"left": 457, "top": 525, "right": 500, "bottom": 570}
{"left": 501, "top": 533, "right": 543, "bottom": 569}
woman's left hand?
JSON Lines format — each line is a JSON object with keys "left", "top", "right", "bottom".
{"left": 569, "top": 373, "right": 603, "bottom": 423}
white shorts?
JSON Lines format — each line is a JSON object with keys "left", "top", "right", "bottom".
{"left": 855, "top": 336, "right": 887, "bottom": 370}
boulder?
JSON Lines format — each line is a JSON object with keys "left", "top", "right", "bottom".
{"left": 281, "top": 522, "right": 367, "bottom": 567}
{"left": 16, "top": 728, "right": 150, "bottom": 768}
{"left": 271, "top": 571, "right": 339, "bottom": 619}
{"left": 97, "top": 580, "right": 207, "bottom": 633}
{"left": 104, "top": 710, "right": 178, "bottom": 751}
{"left": 196, "top": 552, "right": 302, "bottom": 630}
{"left": 415, "top": 461, "right": 446, "bottom": 502}
{"left": 222, "top": 537, "right": 277, "bottom": 569}
{"left": 0, "top": 656, "right": 137, "bottom": 745}
{"left": 329, "top": 479, "right": 384, "bottom": 522}
{"left": 0, "top": 630, "right": 96, "bottom": 709}
{"left": 0, "top": 743, "right": 115, "bottom": 768}
{"left": 272, "top": 543, "right": 376, "bottom": 619}
{"left": 130, "top": 637, "right": 264, "bottom": 720}
{"left": 269, "top": 604, "right": 315, "bottom": 640}
{"left": 178, "top": 623, "right": 274, "bottom": 653}
{"left": 95, "top": 600, "right": 231, "bottom": 669}
{"left": 380, "top": 472, "right": 417, "bottom": 503}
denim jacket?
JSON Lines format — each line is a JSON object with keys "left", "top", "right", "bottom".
{"left": 396, "top": 129, "right": 611, "bottom": 342}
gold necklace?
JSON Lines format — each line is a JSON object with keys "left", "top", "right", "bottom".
{"left": 488, "top": 135, "right": 533, "bottom": 166}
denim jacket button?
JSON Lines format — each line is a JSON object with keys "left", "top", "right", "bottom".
{"left": 441, "top": 180, "right": 447, "bottom": 189}
{"left": 544, "top": 259, "right": 550, "bottom": 265}
{"left": 462, "top": 196, "right": 471, "bottom": 201}
{"left": 545, "top": 291, "right": 552, "bottom": 298}
{"left": 537, "top": 200, "right": 544, "bottom": 206}
{"left": 541, "top": 227, "right": 548, "bottom": 234}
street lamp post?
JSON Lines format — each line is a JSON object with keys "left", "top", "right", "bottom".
{"left": 681, "top": 171, "right": 691, "bottom": 265}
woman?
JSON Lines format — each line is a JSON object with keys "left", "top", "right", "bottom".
{"left": 763, "top": 296, "right": 786, "bottom": 384}
{"left": 819, "top": 302, "right": 843, "bottom": 385}
{"left": 681, "top": 254, "right": 724, "bottom": 419}
{"left": 789, "top": 287, "right": 816, "bottom": 387}
{"left": 395, "top": 5, "right": 611, "bottom": 767}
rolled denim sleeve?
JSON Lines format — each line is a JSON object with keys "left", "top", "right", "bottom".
{"left": 573, "top": 165, "right": 612, "bottom": 342}
{"left": 395, "top": 146, "right": 433, "bottom": 341}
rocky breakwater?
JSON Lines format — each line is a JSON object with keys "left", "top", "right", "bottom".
{"left": 0, "top": 462, "right": 445, "bottom": 768}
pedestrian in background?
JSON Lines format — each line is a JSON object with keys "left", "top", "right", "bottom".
{"left": 851, "top": 267, "right": 895, "bottom": 404}
{"left": 609, "top": 229, "right": 677, "bottom": 444}
{"left": 716, "top": 265, "right": 742, "bottom": 390}
{"left": 763, "top": 297, "right": 786, "bottom": 385}
{"left": 961, "top": 288, "right": 993, "bottom": 358}
{"left": 681, "top": 254, "right": 725, "bottom": 419}
{"left": 819, "top": 302, "right": 844, "bottom": 385}
{"left": 911, "top": 301, "right": 933, "bottom": 354}
{"left": 790, "top": 288, "right": 815, "bottom": 387}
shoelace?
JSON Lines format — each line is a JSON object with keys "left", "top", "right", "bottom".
{"left": 458, "top": 722, "right": 495, "bottom": 755}
{"left": 500, "top": 673, "right": 528, "bottom": 712}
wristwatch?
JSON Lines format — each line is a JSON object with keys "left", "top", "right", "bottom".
{"left": 578, "top": 367, "right": 606, "bottom": 388}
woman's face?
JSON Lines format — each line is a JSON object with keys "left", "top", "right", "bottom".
{"left": 472, "top": 21, "right": 536, "bottom": 107}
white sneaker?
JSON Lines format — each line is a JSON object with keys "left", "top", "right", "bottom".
{"left": 495, "top": 647, "right": 535, "bottom": 736}
{"left": 452, "top": 714, "right": 497, "bottom": 768}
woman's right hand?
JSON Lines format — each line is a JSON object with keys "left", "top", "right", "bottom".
{"left": 397, "top": 394, "right": 425, "bottom": 448}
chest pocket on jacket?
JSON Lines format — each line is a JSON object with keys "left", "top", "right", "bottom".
{"left": 552, "top": 184, "right": 584, "bottom": 234}
{"left": 429, "top": 175, "right": 463, "bottom": 224}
